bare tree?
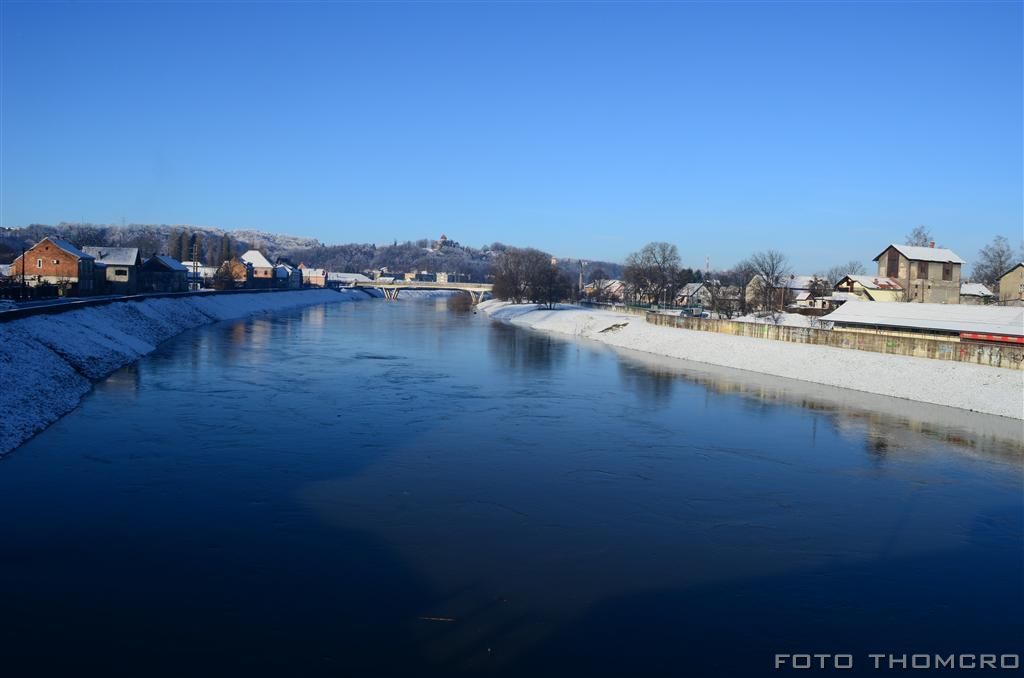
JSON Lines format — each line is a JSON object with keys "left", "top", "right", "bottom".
{"left": 529, "top": 263, "right": 573, "bottom": 309}
{"left": 623, "top": 242, "right": 681, "bottom": 306}
{"left": 972, "top": 235, "right": 1016, "bottom": 288}
{"left": 491, "top": 247, "right": 555, "bottom": 304}
{"left": 749, "top": 250, "right": 790, "bottom": 311}
{"left": 905, "top": 225, "right": 933, "bottom": 247}
{"left": 824, "top": 260, "right": 866, "bottom": 286}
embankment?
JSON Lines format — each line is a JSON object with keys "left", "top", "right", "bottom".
{"left": 0, "top": 289, "right": 367, "bottom": 455}
{"left": 479, "top": 301, "right": 1024, "bottom": 420}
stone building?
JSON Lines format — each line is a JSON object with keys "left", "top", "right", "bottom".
{"left": 872, "top": 243, "right": 963, "bottom": 304}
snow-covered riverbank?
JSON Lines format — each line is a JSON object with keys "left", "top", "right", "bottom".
{"left": 0, "top": 289, "right": 367, "bottom": 455}
{"left": 479, "top": 301, "right": 1024, "bottom": 420}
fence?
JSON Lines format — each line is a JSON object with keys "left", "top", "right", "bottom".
{"left": 645, "top": 312, "right": 1024, "bottom": 371}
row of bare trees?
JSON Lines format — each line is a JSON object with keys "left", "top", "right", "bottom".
{"left": 491, "top": 248, "right": 573, "bottom": 308}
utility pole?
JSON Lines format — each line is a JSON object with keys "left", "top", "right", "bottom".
{"left": 190, "top": 240, "right": 199, "bottom": 290}
{"left": 578, "top": 260, "right": 587, "bottom": 300}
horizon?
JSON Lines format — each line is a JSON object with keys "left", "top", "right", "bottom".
{"left": 1, "top": 1, "right": 1021, "bottom": 271}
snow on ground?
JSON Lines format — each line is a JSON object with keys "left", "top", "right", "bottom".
{"left": 0, "top": 289, "right": 366, "bottom": 455}
{"left": 479, "top": 301, "right": 1024, "bottom": 420}
{"left": 733, "top": 311, "right": 816, "bottom": 328}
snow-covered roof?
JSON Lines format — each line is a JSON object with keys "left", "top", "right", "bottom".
{"left": 794, "top": 291, "right": 811, "bottom": 301}
{"left": 327, "top": 272, "right": 371, "bottom": 282}
{"left": 82, "top": 246, "right": 140, "bottom": 266}
{"left": 273, "top": 264, "right": 293, "bottom": 278}
{"left": 839, "top": 275, "right": 903, "bottom": 290}
{"left": 240, "top": 250, "right": 273, "bottom": 269}
{"left": 0, "top": 264, "right": 11, "bottom": 277}
{"left": 46, "top": 237, "right": 93, "bottom": 260}
{"left": 146, "top": 255, "right": 188, "bottom": 272}
{"left": 960, "top": 282, "right": 994, "bottom": 297}
{"left": 784, "top": 275, "right": 815, "bottom": 290}
{"left": 873, "top": 244, "right": 965, "bottom": 264}
{"left": 681, "top": 282, "right": 704, "bottom": 295}
{"left": 823, "top": 300, "right": 1023, "bottom": 337}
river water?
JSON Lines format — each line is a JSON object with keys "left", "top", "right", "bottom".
{"left": 1, "top": 298, "right": 1021, "bottom": 676}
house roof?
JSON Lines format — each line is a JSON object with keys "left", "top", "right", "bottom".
{"left": 327, "top": 272, "right": 371, "bottom": 282}
{"left": 839, "top": 275, "right": 903, "bottom": 291}
{"left": 681, "top": 282, "right": 704, "bottom": 295}
{"left": 822, "top": 300, "right": 1023, "bottom": 337}
{"left": 273, "top": 264, "right": 293, "bottom": 278}
{"left": 0, "top": 264, "right": 11, "bottom": 277}
{"left": 960, "top": 282, "right": 994, "bottom": 297}
{"left": 872, "top": 244, "right": 965, "bottom": 264}
{"left": 748, "top": 274, "right": 816, "bottom": 290}
{"left": 240, "top": 250, "right": 273, "bottom": 269}
{"left": 46, "top": 237, "right": 93, "bottom": 260}
{"left": 145, "top": 255, "right": 188, "bottom": 272}
{"left": 82, "top": 246, "right": 140, "bottom": 266}
{"left": 1000, "top": 262, "right": 1024, "bottom": 279}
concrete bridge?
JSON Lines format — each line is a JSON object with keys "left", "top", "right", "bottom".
{"left": 348, "top": 280, "right": 493, "bottom": 304}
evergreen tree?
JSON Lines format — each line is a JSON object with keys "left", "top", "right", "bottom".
{"left": 217, "top": 235, "right": 234, "bottom": 264}
{"left": 177, "top": 231, "right": 191, "bottom": 262}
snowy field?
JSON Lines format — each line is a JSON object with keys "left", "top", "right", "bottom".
{"left": 479, "top": 301, "right": 1024, "bottom": 420}
{"left": 0, "top": 289, "right": 366, "bottom": 455}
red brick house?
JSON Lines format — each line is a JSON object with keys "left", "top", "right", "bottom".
{"left": 8, "top": 237, "right": 96, "bottom": 295}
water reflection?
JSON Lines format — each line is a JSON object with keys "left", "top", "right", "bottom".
{"left": 602, "top": 344, "right": 1024, "bottom": 461}
{"left": 487, "top": 322, "right": 567, "bottom": 372}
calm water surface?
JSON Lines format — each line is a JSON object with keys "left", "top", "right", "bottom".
{"left": 1, "top": 299, "right": 1021, "bottom": 676}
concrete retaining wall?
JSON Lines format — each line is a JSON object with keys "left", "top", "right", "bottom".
{"left": 645, "top": 312, "right": 1024, "bottom": 371}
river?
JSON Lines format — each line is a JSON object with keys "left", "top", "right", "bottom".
{"left": 1, "top": 298, "right": 1021, "bottom": 676}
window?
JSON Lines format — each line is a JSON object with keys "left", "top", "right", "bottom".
{"left": 917, "top": 261, "right": 929, "bottom": 280}
{"left": 942, "top": 262, "right": 953, "bottom": 281}
{"left": 886, "top": 250, "right": 899, "bottom": 277}
{"left": 52, "top": 259, "right": 59, "bottom": 265}
{"left": 36, "top": 258, "right": 42, "bottom": 269}
{"left": 115, "top": 269, "right": 127, "bottom": 277}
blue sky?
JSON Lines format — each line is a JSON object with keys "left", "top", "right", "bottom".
{"left": 1, "top": 1, "right": 1021, "bottom": 271}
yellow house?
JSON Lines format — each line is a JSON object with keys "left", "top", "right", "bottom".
{"left": 999, "top": 263, "right": 1024, "bottom": 306}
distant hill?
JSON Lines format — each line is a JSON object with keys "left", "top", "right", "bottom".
{"left": 0, "top": 223, "right": 321, "bottom": 265}
{"left": 0, "top": 223, "right": 624, "bottom": 283}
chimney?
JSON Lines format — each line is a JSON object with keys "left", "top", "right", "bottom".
{"left": 929, "top": 242, "right": 935, "bottom": 248}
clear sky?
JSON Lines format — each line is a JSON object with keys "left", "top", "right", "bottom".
{"left": 1, "top": 1, "right": 1021, "bottom": 271}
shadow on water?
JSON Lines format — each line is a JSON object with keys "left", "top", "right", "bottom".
{"left": 0, "top": 518, "right": 443, "bottom": 676}
{"left": 498, "top": 504, "right": 1023, "bottom": 677}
